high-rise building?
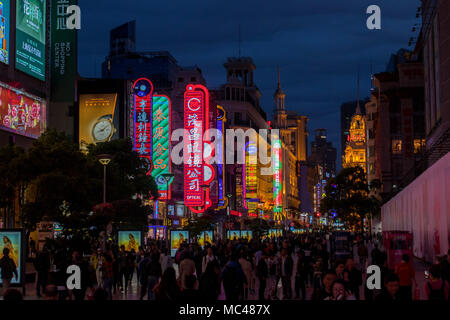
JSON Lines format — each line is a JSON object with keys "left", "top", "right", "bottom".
{"left": 213, "top": 57, "right": 272, "bottom": 219}
{"left": 372, "top": 49, "right": 425, "bottom": 199}
{"left": 421, "top": 0, "right": 450, "bottom": 166}
{"left": 309, "top": 129, "right": 337, "bottom": 178}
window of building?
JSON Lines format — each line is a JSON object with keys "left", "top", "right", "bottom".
{"left": 190, "top": 77, "right": 197, "bottom": 82}
{"left": 413, "top": 139, "right": 426, "bottom": 154}
{"left": 392, "top": 139, "right": 402, "bottom": 154}
{"left": 178, "top": 77, "right": 184, "bottom": 83}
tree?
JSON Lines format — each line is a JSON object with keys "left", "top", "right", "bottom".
{"left": 184, "top": 214, "right": 216, "bottom": 240}
{"left": 3, "top": 129, "right": 158, "bottom": 249}
{"left": 321, "top": 166, "right": 380, "bottom": 233}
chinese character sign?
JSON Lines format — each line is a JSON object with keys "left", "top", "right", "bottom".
{"left": 184, "top": 85, "right": 205, "bottom": 206}
{"left": 51, "top": 0, "right": 78, "bottom": 101}
{"left": 273, "top": 137, "right": 283, "bottom": 216}
{"left": 217, "top": 106, "right": 226, "bottom": 206}
{"left": 152, "top": 95, "right": 172, "bottom": 199}
{"left": 134, "top": 78, "right": 153, "bottom": 175}
{"left": 245, "top": 141, "right": 258, "bottom": 204}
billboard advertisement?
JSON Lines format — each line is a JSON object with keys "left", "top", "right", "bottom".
{"left": 78, "top": 94, "right": 119, "bottom": 152}
{"left": 0, "top": 81, "right": 46, "bottom": 138}
{"left": 51, "top": 0, "right": 77, "bottom": 101}
{"left": 117, "top": 230, "right": 142, "bottom": 252}
{"left": 198, "top": 230, "right": 213, "bottom": 247}
{"left": 241, "top": 230, "right": 253, "bottom": 241}
{"left": 15, "top": 0, "right": 46, "bottom": 81}
{"left": 152, "top": 95, "right": 172, "bottom": 199}
{"left": 227, "top": 230, "right": 241, "bottom": 241}
{"left": 0, "top": 0, "right": 10, "bottom": 64}
{"left": 170, "top": 230, "right": 189, "bottom": 257}
{"left": 0, "top": 230, "right": 23, "bottom": 285}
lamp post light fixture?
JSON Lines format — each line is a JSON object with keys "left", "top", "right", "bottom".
{"left": 97, "top": 154, "right": 113, "bottom": 204}
{"left": 161, "top": 172, "right": 174, "bottom": 248}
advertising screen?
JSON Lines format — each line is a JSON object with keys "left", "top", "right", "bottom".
{"left": 0, "top": 230, "right": 22, "bottom": 285}
{"left": 227, "top": 230, "right": 241, "bottom": 241}
{"left": 0, "top": 0, "right": 10, "bottom": 64}
{"left": 198, "top": 231, "right": 213, "bottom": 247}
{"left": 78, "top": 94, "right": 119, "bottom": 152}
{"left": 0, "top": 81, "right": 46, "bottom": 138}
{"left": 15, "top": 0, "right": 46, "bottom": 80}
{"left": 241, "top": 230, "right": 253, "bottom": 241}
{"left": 117, "top": 231, "right": 141, "bottom": 252}
{"left": 170, "top": 230, "right": 189, "bottom": 257}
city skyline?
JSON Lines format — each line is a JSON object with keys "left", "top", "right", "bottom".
{"left": 78, "top": 0, "right": 420, "bottom": 167}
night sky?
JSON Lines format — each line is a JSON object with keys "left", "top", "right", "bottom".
{"left": 78, "top": 0, "right": 420, "bottom": 168}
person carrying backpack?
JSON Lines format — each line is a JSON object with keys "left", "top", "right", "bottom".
{"left": 425, "top": 264, "right": 449, "bottom": 300}
{"left": 0, "top": 248, "right": 18, "bottom": 296}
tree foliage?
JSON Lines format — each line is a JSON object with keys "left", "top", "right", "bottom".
{"left": 0, "top": 129, "right": 158, "bottom": 244}
{"left": 321, "top": 166, "right": 380, "bottom": 232}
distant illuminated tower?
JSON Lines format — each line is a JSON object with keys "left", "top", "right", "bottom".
{"left": 343, "top": 100, "right": 367, "bottom": 171}
{"left": 343, "top": 71, "right": 367, "bottom": 172}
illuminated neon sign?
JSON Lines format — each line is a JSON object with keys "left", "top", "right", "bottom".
{"left": 133, "top": 78, "right": 153, "bottom": 175}
{"left": 217, "top": 106, "right": 226, "bottom": 208}
{"left": 273, "top": 136, "right": 283, "bottom": 218}
{"left": 245, "top": 141, "right": 258, "bottom": 200}
{"left": 152, "top": 95, "right": 172, "bottom": 199}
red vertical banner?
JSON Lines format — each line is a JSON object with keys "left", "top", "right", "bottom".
{"left": 133, "top": 78, "right": 154, "bottom": 175}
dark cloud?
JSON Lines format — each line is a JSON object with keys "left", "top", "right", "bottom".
{"left": 78, "top": 0, "right": 420, "bottom": 168}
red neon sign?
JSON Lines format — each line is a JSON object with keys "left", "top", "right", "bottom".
{"left": 184, "top": 85, "right": 205, "bottom": 206}
{"left": 184, "top": 84, "right": 215, "bottom": 212}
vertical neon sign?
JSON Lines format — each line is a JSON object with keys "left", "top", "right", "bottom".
{"left": 245, "top": 141, "right": 258, "bottom": 216}
{"left": 217, "top": 106, "right": 226, "bottom": 207}
{"left": 133, "top": 78, "right": 153, "bottom": 175}
{"left": 273, "top": 136, "right": 283, "bottom": 218}
{"left": 184, "top": 84, "right": 214, "bottom": 213}
{"left": 184, "top": 84, "right": 205, "bottom": 207}
{"left": 152, "top": 95, "right": 172, "bottom": 199}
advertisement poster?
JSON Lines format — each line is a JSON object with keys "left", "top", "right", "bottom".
{"left": 0, "top": 230, "right": 22, "bottom": 285}
{"left": 16, "top": 0, "right": 46, "bottom": 81}
{"left": 118, "top": 231, "right": 141, "bottom": 252}
{"left": 78, "top": 94, "right": 119, "bottom": 151}
{"left": 170, "top": 230, "right": 188, "bottom": 257}
{"left": 0, "top": 81, "right": 46, "bottom": 138}
{"left": 227, "top": 230, "right": 241, "bottom": 241}
{"left": 0, "top": 0, "right": 9, "bottom": 64}
{"left": 51, "top": 0, "right": 77, "bottom": 101}
{"left": 198, "top": 231, "right": 213, "bottom": 247}
{"left": 268, "top": 229, "right": 283, "bottom": 238}
{"left": 241, "top": 230, "right": 253, "bottom": 241}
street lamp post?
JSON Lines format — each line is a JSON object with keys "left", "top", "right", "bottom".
{"left": 161, "top": 173, "right": 174, "bottom": 249}
{"left": 97, "top": 154, "right": 113, "bottom": 204}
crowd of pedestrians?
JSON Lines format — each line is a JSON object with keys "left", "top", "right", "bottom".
{"left": 1, "top": 232, "right": 449, "bottom": 301}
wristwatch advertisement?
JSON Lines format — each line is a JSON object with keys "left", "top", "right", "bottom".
{"left": 79, "top": 94, "right": 118, "bottom": 151}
